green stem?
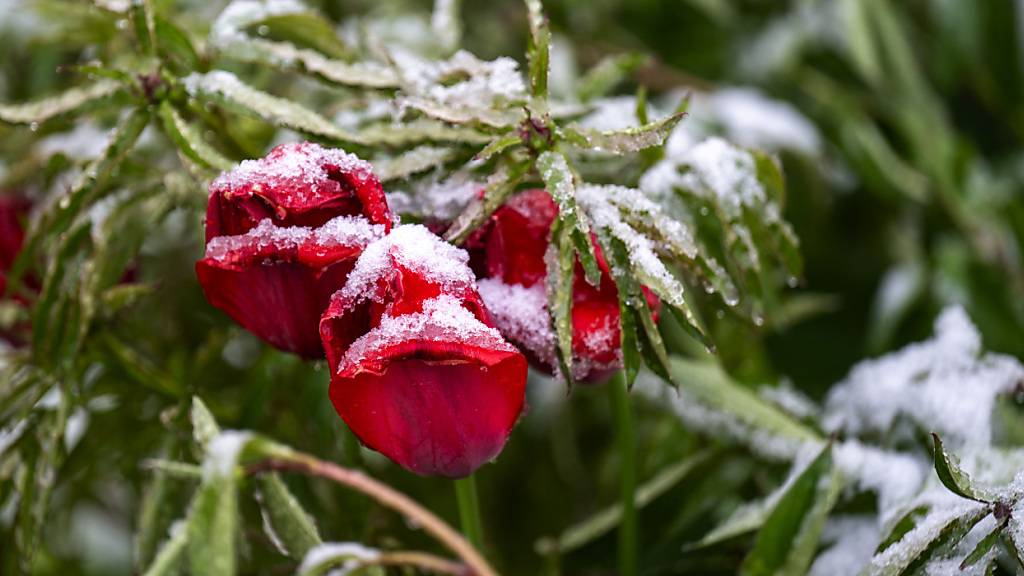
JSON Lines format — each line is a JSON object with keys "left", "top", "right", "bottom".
{"left": 454, "top": 474, "right": 485, "bottom": 551}
{"left": 610, "top": 371, "right": 637, "bottom": 576}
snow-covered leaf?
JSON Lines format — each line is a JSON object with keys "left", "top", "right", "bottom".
{"left": 140, "top": 522, "right": 188, "bottom": 576}
{"left": 191, "top": 397, "right": 220, "bottom": 449}
{"left": 158, "top": 102, "right": 234, "bottom": 171}
{"left": 565, "top": 110, "right": 686, "bottom": 154}
{"left": 0, "top": 80, "right": 124, "bottom": 125}
{"left": 545, "top": 216, "right": 576, "bottom": 386}
{"left": 182, "top": 71, "right": 365, "bottom": 143}
{"left": 297, "top": 542, "right": 382, "bottom": 576}
{"left": 444, "top": 162, "right": 526, "bottom": 244}
{"left": 219, "top": 38, "right": 398, "bottom": 89}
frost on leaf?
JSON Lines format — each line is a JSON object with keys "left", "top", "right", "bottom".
{"left": 393, "top": 49, "right": 527, "bottom": 127}
{"left": 640, "top": 135, "right": 801, "bottom": 320}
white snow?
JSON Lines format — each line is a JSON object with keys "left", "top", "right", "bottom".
{"left": 758, "top": 380, "right": 819, "bottom": 420}
{"left": 202, "top": 430, "right": 253, "bottom": 479}
{"left": 298, "top": 542, "right": 380, "bottom": 575}
{"left": 211, "top": 141, "right": 375, "bottom": 203}
{"left": 205, "top": 216, "right": 384, "bottom": 263}
{"left": 823, "top": 306, "right": 1024, "bottom": 448}
{"left": 335, "top": 224, "right": 476, "bottom": 312}
{"left": 699, "top": 88, "right": 821, "bottom": 155}
{"left": 0, "top": 420, "right": 27, "bottom": 456}
{"left": 809, "top": 516, "right": 881, "bottom": 576}
{"left": 37, "top": 121, "right": 112, "bottom": 161}
{"left": 392, "top": 174, "right": 481, "bottom": 220}
{"left": 833, "top": 441, "right": 927, "bottom": 520}
{"left": 337, "top": 294, "right": 515, "bottom": 374}
{"left": 478, "top": 278, "right": 555, "bottom": 367}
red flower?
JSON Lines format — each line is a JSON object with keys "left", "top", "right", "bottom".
{"left": 475, "top": 189, "right": 659, "bottom": 382}
{"left": 0, "top": 195, "right": 30, "bottom": 298}
{"left": 320, "top": 225, "right": 527, "bottom": 477}
{"left": 196, "top": 143, "right": 391, "bottom": 358}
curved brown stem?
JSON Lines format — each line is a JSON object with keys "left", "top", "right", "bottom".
{"left": 245, "top": 458, "right": 498, "bottom": 576}
{"left": 370, "top": 551, "right": 469, "bottom": 574}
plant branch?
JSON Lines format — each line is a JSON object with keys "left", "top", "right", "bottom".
{"left": 246, "top": 457, "right": 499, "bottom": 576}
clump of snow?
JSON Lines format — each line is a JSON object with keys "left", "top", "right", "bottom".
{"left": 211, "top": 141, "right": 375, "bottom": 205}
{"left": 698, "top": 88, "right": 821, "bottom": 155}
{"left": 298, "top": 542, "right": 380, "bottom": 576}
{"left": 205, "top": 216, "right": 385, "bottom": 263}
{"left": 833, "top": 441, "right": 927, "bottom": 519}
{"left": 37, "top": 122, "right": 112, "bottom": 161}
{"left": 478, "top": 279, "right": 555, "bottom": 366}
{"left": 579, "top": 96, "right": 664, "bottom": 132}
{"left": 337, "top": 294, "right": 515, "bottom": 373}
{"left": 203, "top": 430, "right": 253, "bottom": 479}
{"left": 809, "top": 516, "right": 881, "bottom": 576}
{"left": 336, "top": 224, "right": 475, "bottom": 311}
{"left": 759, "top": 380, "right": 819, "bottom": 420}
{"left": 823, "top": 306, "right": 1024, "bottom": 448}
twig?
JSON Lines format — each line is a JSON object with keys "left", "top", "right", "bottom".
{"left": 245, "top": 458, "right": 499, "bottom": 576}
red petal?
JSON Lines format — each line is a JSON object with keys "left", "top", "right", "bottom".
{"left": 484, "top": 189, "right": 556, "bottom": 286}
{"left": 206, "top": 142, "right": 391, "bottom": 241}
{"left": 197, "top": 257, "right": 354, "bottom": 358}
{"left": 0, "top": 195, "right": 29, "bottom": 273}
{"left": 330, "top": 325, "right": 526, "bottom": 477}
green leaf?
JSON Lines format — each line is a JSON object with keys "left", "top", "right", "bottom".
{"left": 191, "top": 396, "right": 220, "bottom": 448}
{"left": 182, "top": 71, "right": 366, "bottom": 143}
{"left": 10, "top": 107, "right": 148, "bottom": 295}
{"left": 688, "top": 499, "right": 773, "bottom": 550}
{"left": 564, "top": 110, "right": 686, "bottom": 154}
{"left": 741, "top": 444, "right": 841, "bottom": 576}
{"left": 546, "top": 217, "right": 577, "bottom": 385}
{"left": 356, "top": 119, "right": 491, "bottom": 147}
{"left": 101, "top": 334, "right": 182, "bottom": 398}
{"left": 444, "top": 162, "right": 527, "bottom": 244}
{"left": 931, "top": 434, "right": 989, "bottom": 503}
{"left": 243, "top": 12, "right": 349, "bottom": 60}
{"left": 537, "top": 451, "right": 711, "bottom": 555}
{"left": 255, "top": 473, "right": 322, "bottom": 558}
{"left": 868, "top": 506, "right": 989, "bottom": 576}
{"left": 155, "top": 15, "right": 202, "bottom": 73}
{"left": 668, "top": 357, "right": 822, "bottom": 446}
{"left": 296, "top": 543, "right": 382, "bottom": 576}
{"left": 0, "top": 79, "right": 124, "bottom": 125}
{"left": 158, "top": 101, "right": 234, "bottom": 171}
{"left": 577, "top": 53, "right": 647, "bottom": 102}
{"left": 219, "top": 39, "right": 398, "bottom": 89}
{"left": 475, "top": 132, "right": 522, "bottom": 162}
{"left": 374, "top": 146, "right": 455, "bottom": 182}
{"left": 524, "top": 0, "right": 551, "bottom": 99}
{"left": 141, "top": 523, "right": 188, "bottom": 576}
{"left": 187, "top": 471, "right": 239, "bottom": 576}
{"left": 959, "top": 518, "right": 1005, "bottom": 571}
{"left": 136, "top": 438, "right": 182, "bottom": 569}
{"left": 130, "top": 0, "right": 157, "bottom": 56}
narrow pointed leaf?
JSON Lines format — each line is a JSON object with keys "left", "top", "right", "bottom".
{"left": 182, "top": 71, "right": 366, "bottom": 143}
{"left": 374, "top": 146, "right": 455, "bottom": 182}
{"left": 565, "top": 110, "right": 685, "bottom": 154}
{"left": 255, "top": 473, "right": 322, "bottom": 558}
{"left": 220, "top": 39, "right": 398, "bottom": 89}
{"left": 0, "top": 80, "right": 123, "bottom": 125}
{"left": 524, "top": 0, "right": 550, "bottom": 99}
{"left": 158, "top": 102, "right": 234, "bottom": 172}
{"left": 577, "top": 53, "right": 647, "bottom": 102}
{"left": 959, "top": 518, "right": 1005, "bottom": 570}
{"left": 141, "top": 523, "right": 188, "bottom": 576}
{"left": 931, "top": 434, "right": 989, "bottom": 503}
